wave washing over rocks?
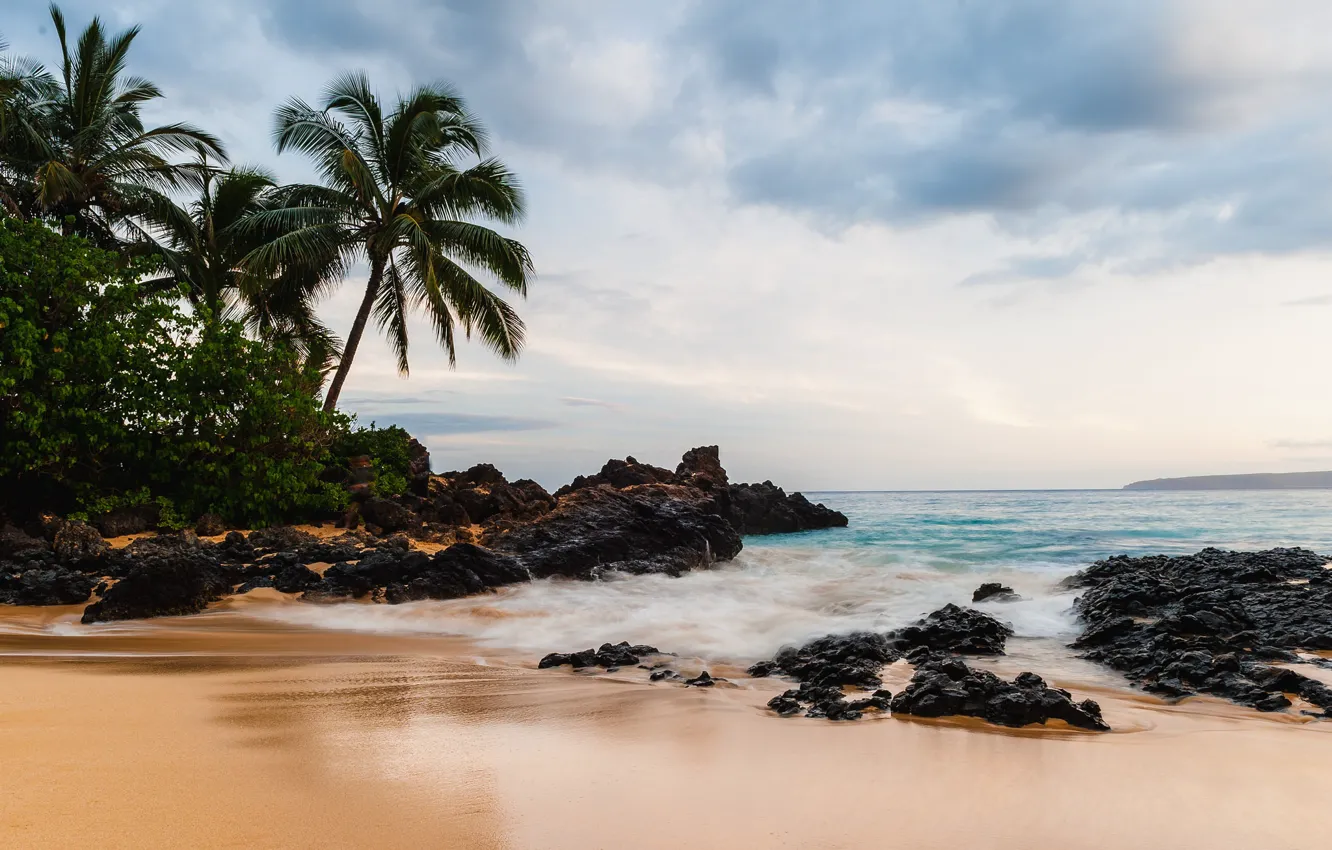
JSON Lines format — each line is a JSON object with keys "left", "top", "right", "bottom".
{"left": 0, "top": 446, "right": 844, "bottom": 621}
{"left": 8, "top": 446, "right": 1332, "bottom": 732}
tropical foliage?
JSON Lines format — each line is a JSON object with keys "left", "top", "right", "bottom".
{"left": 0, "top": 8, "right": 532, "bottom": 527}
{"left": 332, "top": 423, "right": 417, "bottom": 497}
{"left": 0, "top": 217, "right": 347, "bottom": 526}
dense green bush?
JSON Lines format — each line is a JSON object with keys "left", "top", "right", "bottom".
{"left": 0, "top": 218, "right": 348, "bottom": 526}
{"left": 331, "top": 424, "right": 416, "bottom": 497}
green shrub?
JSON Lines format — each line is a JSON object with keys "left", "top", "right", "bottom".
{"left": 331, "top": 423, "right": 416, "bottom": 497}
{"left": 0, "top": 218, "right": 348, "bottom": 526}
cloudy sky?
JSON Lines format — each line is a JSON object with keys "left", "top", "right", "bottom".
{"left": 10, "top": 0, "right": 1332, "bottom": 489}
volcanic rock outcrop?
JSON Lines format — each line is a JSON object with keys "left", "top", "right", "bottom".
{"left": 1067, "top": 547, "right": 1332, "bottom": 716}
{"left": 1, "top": 446, "right": 844, "bottom": 625}
{"left": 550, "top": 446, "right": 847, "bottom": 536}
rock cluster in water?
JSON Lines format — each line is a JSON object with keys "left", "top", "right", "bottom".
{"left": 542, "top": 605, "right": 1107, "bottom": 729}
{"left": 1067, "top": 547, "right": 1332, "bottom": 716}
{"left": 743, "top": 605, "right": 1093, "bottom": 725}
{"left": 887, "top": 603, "right": 1014, "bottom": 655}
{"left": 972, "top": 582, "right": 1021, "bottom": 603}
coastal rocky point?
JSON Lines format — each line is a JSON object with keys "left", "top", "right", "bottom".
{"left": 0, "top": 446, "right": 844, "bottom": 621}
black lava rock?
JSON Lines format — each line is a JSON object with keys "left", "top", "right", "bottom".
{"left": 749, "top": 632, "right": 899, "bottom": 718}
{"left": 539, "top": 642, "right": 663, "bottom": 670}
{"left": 487, "top": 485, "right": 742, "bottom": 580}
{"left": 81, "top": 552, "right": 231, "bottom": 623}
{"left": 237, "top": 575, "right": 276, "bottom": 593}
{"left": 247, "top": 526, "right": 317, "bottom": 553}
{"left": 52, "top": 520, "right": 109, "bottom": 562}
{"left": 360, "top": 497, "right": 417, "bottom": 534}
{"left": 972, "top": 582, "right": 1022, "bottom": 603}
{"left": 727, "top": 481, "right": 848, "bottom": 535}
{"left": 272, "top": 563, "right": 322, "bottom": 593}
{"left": 0, "top": 564, "right": 97, "bottom": 605}
{"left": 380, "top": 543, "right": 529, "bottom": 603}
{"left": 889, "top": 603, "right": 1013, "bottom": 655}
{"left": 1068, "top": 547, "right": 1332, "bottom": 716}
{"left": 890, "top": 657, "right": 1110, "bottom": 731}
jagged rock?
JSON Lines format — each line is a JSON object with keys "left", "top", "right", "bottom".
{"left": 750, "top": 632, "right": 899, "bottom": 718}
{"left": 124, "top": 529, "right": 202, "bottom": 557}
{"left": 93, "top": 504, "right": 160, "bottom": 538}
{"left": 727, "top": 481, "right": 848, "bottom": 535}
{"left": 553, "top": 448, "right": 845, "bottom": 538}
{"left": 236, "top": 575, "right": 275, "bottom": 593}
{"left": 380, "top": 543, "right": 528, "bottom": 603}
{"left": 0, "top": 524, "right": 49, "bottom": 559}
{"left": 194, "top": 513, "right": 226, "bottom": 537}
{"left": 890, "top": 656, "right": 1110, "bottom": 731}
{"left": 0, "top": 564, "right": 96, "bottom": 605}
{"left": 486, "top": 484, "right": 742, "bottom": 579}
{"left": 554, "top": 456, "right": 677, "bottom": 498}
{"left": 361, "top": 497, "right": 416, "bottom": 533}
{"left": 82, "top": 552, "right": 231, "bottom": 623}
{"left": 683, "top": 671, "right": 719, "bottom": 687}
{"left": 247, "top": 526, "right": 317, "bottom": 552}
{"left": 1068, "top": 547, "right": 1332, "bottom": 716}
{"left": 272, "top": 562, "right": 321, "bottom": 593}
{"left": 416, "top": 466, "right": 555, "bottom": 530}
{"left": 750, "top": 632, "right": 898, "bottom": 689}
{"left": 889, "top": 603, "right": 1013, "bottom": 655}
{"left": 406, "top": 437, "right": 432, "bottom": 496}
{"left": 973, "top": 582, "right": 1022, "bottom": 603}
{"left": 451, "top": 463, "right": 507, "bottom": 488}
{"left": 53, "top": 520, "right": 109, "bottom": 562}
{"left": 675, "top": 445, "right": 729, "bottom": 493}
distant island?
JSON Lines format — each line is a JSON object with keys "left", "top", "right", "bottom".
{"left": 1124, "top": 471, "right": 1332, "bottom": 490}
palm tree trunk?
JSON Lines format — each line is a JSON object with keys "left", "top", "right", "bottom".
{"left": 322, "top": 256, "right": 384, "bottom": 413}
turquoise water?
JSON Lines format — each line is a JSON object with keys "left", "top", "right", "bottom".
{"left": 761, "top": 489, "right": 1332, "bottom": 569}
{"left": 246, "top": 489, "right": 1332, "bottom": 669}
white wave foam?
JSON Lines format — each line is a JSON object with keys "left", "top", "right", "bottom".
{"left": 244, "top": 546, "right": 1081, "bottom": 663}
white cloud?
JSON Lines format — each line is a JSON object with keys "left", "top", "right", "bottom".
{"left": 9, "top": 0, "right": 1332, "bottom": 489}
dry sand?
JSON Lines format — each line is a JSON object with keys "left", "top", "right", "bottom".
{"left": 4, "top": 604, "right": 1332, "bottom": 849}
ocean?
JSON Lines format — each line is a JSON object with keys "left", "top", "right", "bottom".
{"left": 247, "top": 489, "right": 1332, "bottom": 673}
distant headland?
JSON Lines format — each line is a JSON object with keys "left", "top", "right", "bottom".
{"left": 1123, "top": 471, "right": 1332, "bottom": 490}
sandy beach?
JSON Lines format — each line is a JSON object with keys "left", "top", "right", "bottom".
{"left": 4, "top": 602, "right": 1332, "bottom": 850}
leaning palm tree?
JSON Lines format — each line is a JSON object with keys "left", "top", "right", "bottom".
{"left": 140, "top": 157, "right": 340, "bottom": 358}
{"left": 248, "top": 71, "right": 533, "bottom": 412}
{"left": 24, "top": 5, "right": 225, "bottom": 244}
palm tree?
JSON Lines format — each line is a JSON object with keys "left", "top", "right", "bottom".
{"left": 0, "top": 34, "right": 57, "bottom": 217}
{"left": 21, "top": 5, "right": 225, "bottom": 244}
{"left": 249, "top": 71, "right": 534, "bottom": 412}
{"left": 140, "top": 157, "right": 340, "bottom": 359}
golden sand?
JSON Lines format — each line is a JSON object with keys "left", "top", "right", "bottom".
{"left": 4, "top": 606, "right": 1332, "bottom": 849}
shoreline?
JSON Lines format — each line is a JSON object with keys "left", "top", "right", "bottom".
{"left": 4, "top": 609, "right": 1332, "bottom": 849}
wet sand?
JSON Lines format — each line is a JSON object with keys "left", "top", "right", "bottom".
{"left": 4, "top": 605, "right": 1332, "bottom": 849}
